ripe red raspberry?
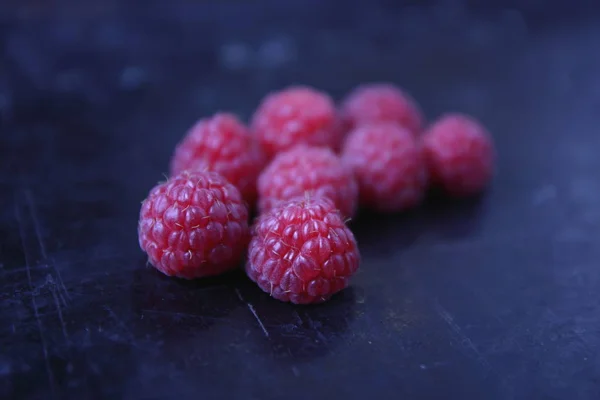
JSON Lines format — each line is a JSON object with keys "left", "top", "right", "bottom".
{"left": 422, "top": 113, "right": 495, "bottom": 197}
{"left": 340, "top": 83, "right": 424, "bottom": 135}
{"left": 257, "top": 145, "right": 358, "bottom": 218}
{"left": 138, "top": 170, "right": 250, "bottom": 279}
{"left": 250, "top": 86, "right": 342, "bottom": 158}
{"left": 169, "top": 113, "right": 267, "bottom": 206}
{"left": 246, "top": 196, "right": 360, "bottom": 304}
{"left": 341, "top": 122, "right": 428, "bottom": 212}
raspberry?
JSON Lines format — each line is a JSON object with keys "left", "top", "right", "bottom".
{"left": 246, "top": 196, "right": 360, "bottom": 304}
{"left": 257, "top": 145, "right": 358, "bottom": 218}
{"left": 341, "top": 122, "right": 427, "bottom": 212}
{"left": 422, "top": 113, "right": 495, "bottom": 197}
{"left": 340, "top": 83, "right": 423, "bottom": 135}
{"left": 138, "top": 170, "right": 250, "bottom": 279}
{"left": 169, "top": 113, "right": 267, "bottom": 206}
{"left": 250, "top": 86, "right": 342, "bottom": 158}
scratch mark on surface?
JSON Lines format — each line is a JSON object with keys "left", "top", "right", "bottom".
{"left": 546, "top": 308, "right": 590, "bottom": 350}
{"left": 57, "top": 290, "right": 68, "bottom": 308}
{"left": 235, "top": 288, "right": 270, "bottom": 339}
{"left": 23, "top": 190, "right": 49, "bottom": 258}
{"left": 1, "top": 265, "right": 49, "bottom": 275}
{"left": 303, "top": 313, "right": 328, "bottom": 343}
{"left": 419, "top": 361, "right": 450, "bottom": 370}
{"left": 434, "top": 301, "right": 490, "bottom": 368}
{"left": 25, "top": 189, "right": 71, "bottom": 303}
{"left": 15, "top": 199, "right": 56, "bottom": 393}
{"left": 104, "top": 306, "right": 135, "bottom": 341}
{"left": 49, "top": 275, "right": 70, "bottom": 344}
{"left": 293, "top": 310, "right": 303, "bottom": 326}
{"left": 291, "top": 365, "right": 300, "bottom": 377}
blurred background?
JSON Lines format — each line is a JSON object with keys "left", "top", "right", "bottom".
{"left": 2, "top": 0, "right": 600, "bottom": 399}
{"left": 1, "top": 0, "right": 599, "bottom": 195}
{"left": 2, "top": 0, "right": 599, "bottom": 184}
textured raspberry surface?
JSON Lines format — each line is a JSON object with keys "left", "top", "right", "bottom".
{"left": 341, "top": 122, "right": 428, "bottom": 212}
{"left": 340, "top": 83, "right": 423, "bottom": 135}
{"left": 169, "top": 113, "right": 267, "bottom": 206}
{"left": 246, "top": 196, "right": 360, "bottom": 304}
{"left": 250, "top": 86, "right": 342, "bottom": 158}
{"left": 257, "top": 145, "right": 358, "bottom": 218}
{"left": 422, "top": 113, "right": 495, "bottom": 197}
{"left": 138, "top": 170, "right": 250, "bottom": 279}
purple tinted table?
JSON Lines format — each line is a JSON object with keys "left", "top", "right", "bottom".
{"left": 1, "top": 1, "right": 600, "bottom": 399}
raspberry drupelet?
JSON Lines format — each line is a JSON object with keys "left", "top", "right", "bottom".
{"left": 138, "top": 170, "right": 250, "bottom": 279}
{"left": 422, "top": 113, "right": 495, "bottom": 197}
{"left": 339, "top": 83, "right": 424, "bottom": 135}
{"left": 257, "top": 145, "right": 358, "bottom": 218}
{"left": 250, "top": 86, "right": 342, "bottom": 158}
{"left": 246, "top": 196, "right": 360, "bottom": 304}
{"left": 169, "top": 113, "right": 267, "bottom": 206}
{"left": 341, "top": 122, "right": 428, "bottom": 212}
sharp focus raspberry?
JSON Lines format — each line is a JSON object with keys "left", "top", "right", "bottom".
{"left": 257, "top": 145, "right": 358, "bottom": 218}
{"left": 246, "top": 196, "right": 360, "bottom": 304}
{"left": 422, "top": 113, "right": 495, "bottom": 197}
{"left": 169, "top": 113, "right": 267, "bottom": 206}
{"left": 138, "top": 170, "right": 250, "bottom": 279}
{"left": 250, "top": 86, "right": 342, "bottom": 158}
{"left": 341, "top": 122, "right": 428, "bottom": 212}
{"left": 340, "top": 83, "right": 423, "bottom": 135}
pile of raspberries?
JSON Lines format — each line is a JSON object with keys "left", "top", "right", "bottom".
{"left": 138, "top": 83, "right": 496, "bottom": 305}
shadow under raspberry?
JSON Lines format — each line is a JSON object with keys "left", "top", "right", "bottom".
{"left": 418, "top": 188, "right": 490, "bottom": 240}
{"left": 351, "top": 189, "right": 490, "bottom": 254}
{"left": 235, "top": 280, "right": 359, "bottom": 362}
{"left": 131, "top": 261, "right": 243, "bottom": 338}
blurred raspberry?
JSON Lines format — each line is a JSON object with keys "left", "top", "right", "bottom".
{"left": 342, "top": 122, "right": 428, "bottom": 212}
{"left": 250, "top": 86, "right": 342, "bottom": 158}
{"left": 246, "top": 196, "right": 360, "bottom": 304}
{"left": 257, "top": 145, "right": 358, "bottom": 218}
{"left": 340, "top": 83, "right": 423, "bottom": 135}
{"left": 422, "top": 113, "right": 495, "bottom": 197}
{"left": 138, "top": 170, "right": 249, "bottom": 279}
{"left": 170, "top": 113, "right": 267, "bottom": 206}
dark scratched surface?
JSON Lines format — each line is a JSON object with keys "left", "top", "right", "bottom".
{"left": 2, "top": 1, "right": 600, "bottom": 399}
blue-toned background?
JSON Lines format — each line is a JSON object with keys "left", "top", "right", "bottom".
{"left": 1, "top": 1, "right": 600, "bottom": 399}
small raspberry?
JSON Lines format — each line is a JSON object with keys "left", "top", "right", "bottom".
{"left": 250, "top": 86, "right": 342, "bottom": 158}
{"left": 422, "top": 113, "right": 495, "bottom": 197}
{"left": 257, "top": 145, "right": 358, "bottom": 218}
{"left": 169, "top": 113, "right": 267, "bottom": 206}
{"left": 138, "top": 170, "right": 250, "bottom": 279}
{"left": 341, "top": 122, "right": 428, "bottom": 212}
{"left": 340, "top": 83, "right": 423, "bottom": 135}
{"left": 246, "top": 196, "right": 360, "bottom": 304}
